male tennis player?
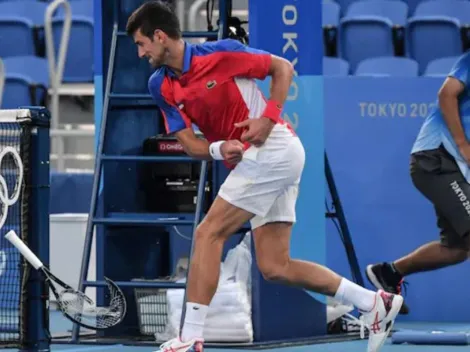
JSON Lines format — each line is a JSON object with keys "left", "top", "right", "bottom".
{"left": 366, "top": 51, "right": 470, "bottom": 315}
{"left": 126, "top": 2, "right": 403, "bottom": 351}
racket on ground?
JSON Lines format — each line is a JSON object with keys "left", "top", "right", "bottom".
{"left": 5, "top": 230, "right": 127, "bottom": 330}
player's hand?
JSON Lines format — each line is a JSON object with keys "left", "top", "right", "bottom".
{"left": 459, "top": 142, "right": 470, "bottom": 165}
{"left": 234, "top": 117, "right": 275, "bottom": 147}
{"left": 221, "top": 140, "right": 245, "bottom": 165}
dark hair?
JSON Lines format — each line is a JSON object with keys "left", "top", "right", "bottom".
{"left": 126, "top": 1, "right": 181, "bottom": 39}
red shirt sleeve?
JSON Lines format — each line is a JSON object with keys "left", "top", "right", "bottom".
{"left": 148, "top": 71, "right": 192, "bottom": 134}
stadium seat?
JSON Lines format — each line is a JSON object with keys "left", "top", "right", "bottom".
{"left": 1, "top": 56, "right": 49, "bottom": 109}
{"left": 404, "top": 0, "right": 425, "bottom": 15}
{"left": 333, "top": 0, "right": 359, "bottom": 14}
{"left": 0, "top": 0, "right": 48, "bottom": 57}
{"left": 338, "top": 0, "right": 409, "bottom": 72}
{"left": 52, "top": 0, "right": 93, "bottom": 82}
{"left": 423, "top": 56, "right": 459, "bottom": 76}
{"left": 323, "top": 1, "right": 341, "bottom": 27}
{"left": 323, "top": 57, "right": 350, "bottom": 76}
{"left": 368, "top": 0, "right": 425, "bottom": 16}
{"left": 407, "top": 0, "right": 470, "bottom": 74}
{"left": 355, "top": 56, "right": 419, "bottom": 76}
{"left": 323, "top": 0, "right": 341, "bottom": 56}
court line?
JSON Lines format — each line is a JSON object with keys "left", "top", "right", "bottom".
{"left": 61, "top": 344, "right": 123, "bottom": 352}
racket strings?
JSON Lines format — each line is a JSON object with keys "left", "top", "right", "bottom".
{"left": 58, "top": 280, "right": 126, "bottom": 329}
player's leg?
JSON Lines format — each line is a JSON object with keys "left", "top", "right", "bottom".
{"left": 171, "top": 140, "right": 284, "bottom": 349}
{"left": 252, "top": 218, "right": 375, "bottom": 310}
{"left": 252, "top": 216, "right": 403, "bottom": 352}
{"left": 180, "top": 196, "right": 254, "bottom": 343}
{"left": 366, "top": 146, "right": 470, "bottom": 312}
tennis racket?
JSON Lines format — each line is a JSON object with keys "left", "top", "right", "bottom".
{"left": 5, "top": 230, "right": 127, "bottom": 330}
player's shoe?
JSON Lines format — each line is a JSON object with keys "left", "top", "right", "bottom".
{"left": 366, "top": 263, "right": 409, "bottom": 314}
{"left": 360, "top": 290, "right": 403, "bottom": 352}
{"left": 154, "top": 337, "right": 204, "bottom": 352}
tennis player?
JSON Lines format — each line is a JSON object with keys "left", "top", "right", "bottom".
{"left": 126, "top": 2, "right": 403, "bottom": 351}
{"left": 366, "top": 51, "right": 470, "bottom": 315}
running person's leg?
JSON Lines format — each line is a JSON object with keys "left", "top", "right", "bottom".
{"left": 366, "top": 145, "right": 470, "bottom": 313}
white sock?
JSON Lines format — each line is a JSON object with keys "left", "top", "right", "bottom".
{"left": 180, "top": 302, "right": 209, "bottom": 342}
{"left": 334, "top": 278, "right": 376, "bottom": 312}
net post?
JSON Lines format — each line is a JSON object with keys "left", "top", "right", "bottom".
{"left": 21, "top": 107, "right": 51, "bottom": 352}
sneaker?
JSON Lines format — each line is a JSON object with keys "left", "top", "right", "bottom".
{"left": 361, "top": 290, "right": 403, "bottom": 352}
{"left": 366, "top": 263, "right": 409, "bottom": 314}
{"left": 154, "top": 337, "right": 204, "bottom": 352}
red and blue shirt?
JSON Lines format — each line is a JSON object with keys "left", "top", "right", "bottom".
{"left": 148, "top": 39, "right": 273, "bottom": 144}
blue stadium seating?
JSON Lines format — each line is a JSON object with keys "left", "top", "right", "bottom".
{"left": 323, "top": 57, "right": 350, "bottom": 76}
{"left": 404, "top": 0, "right": 426, "bottom": 15}
{"left": 52, "top": 0, "right": 93, "bottom": 82}
{"left": 355, "top": 56, "right": 419, "bottom": 76}
{"left": 1, "top": 56, "right": 49, "bottom": 109}
{"left": 323, "top": 1, "right": 341, "bottom": 56}
{"left": 407, "top": 0, "right": 470, "bottom": 74}
{"left": 333, "top": 0, "right": 361, "bottom": 14}
{"left": 338, "top": 0, "right": 408, "bottom": 71}
{"left": 323, "top": 1, "right": 340, "bottom": 28}
{"left": 0, "top": 0, "right": 48, "bottom": 57}
{"left": 423, "top": 56, "right": 459, "bottom": 76}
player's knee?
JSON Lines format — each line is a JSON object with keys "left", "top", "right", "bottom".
{"left": 441, "top": 242, "right": 468, "bottom": 262}
{"left": 452, "top": 248, "right": 468, "bottom": 263}
{"left": 258, "top": 257, "right": 290, "bottom": 282}
{"left": 194, "top": 220, "right": 224, "bottom": 244}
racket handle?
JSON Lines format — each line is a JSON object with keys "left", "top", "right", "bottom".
{"left": 5, "top": 230, "right": 43, "bottom": 270}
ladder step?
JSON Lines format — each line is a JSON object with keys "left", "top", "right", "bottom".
{"left": 101, "top": 155, "right": 197, "bottom": 162}
{"left": 83, "top": 280, "right": 186, "bottom": 289}
{"left": 109, "top": 93, "right": 152, "bottom": 100}
{"left": 116, "top": 31, "right": 218, "bottom": 39}
{"left": 93, "top": 217, "right": 194, "bottom": 226}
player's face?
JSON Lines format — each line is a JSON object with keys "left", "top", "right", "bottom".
{"left": 133, "top": 29, "right": 166, "bottom": 68}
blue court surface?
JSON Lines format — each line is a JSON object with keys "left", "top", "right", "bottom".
{"left": 5, "top": 311, "right": 470, "bottom": 352}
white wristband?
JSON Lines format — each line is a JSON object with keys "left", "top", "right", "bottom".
{"left": 209, "top": 141, "right": 225, "bottom": 160}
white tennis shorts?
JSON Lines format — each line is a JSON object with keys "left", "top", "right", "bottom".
{"left": 218, "top": 124, "right": 305, "bottom": 229}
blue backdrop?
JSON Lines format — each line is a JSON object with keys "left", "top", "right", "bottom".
{"left": 325, "top": 76, "right": 470, "bottom": 323}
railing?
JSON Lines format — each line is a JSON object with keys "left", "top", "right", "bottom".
{"left": 50, "top": 126, "right": 95, "bottom": 172}
{"left": 44, "top": 0, "right": 95, "bottom": 172}
{"left": 45, "top": 0, "right": 72, "bottom": 131}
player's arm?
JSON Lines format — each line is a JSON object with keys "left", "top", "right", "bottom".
{"left": 207, "top": 39, "right": 294, "bottom": 145}
{"left": 438, "top": 77, "right": 466, "bottom": 147}
{"left": 148, "top": 74, "right": 212, "bottom": 159}
{"left": 148, "top": 65, "right": 243, "bottom": 163}
{"left": 176, "top": 128, "right": 244, "bottom": 164}
{"left": 174, "top": 128, "right": 211, "bottom": 159}
{"left": 209, "top": 39, "right": 294, "bottom": 124}
{"left": 266, "top": 55, "right": 294, "bottom": 109}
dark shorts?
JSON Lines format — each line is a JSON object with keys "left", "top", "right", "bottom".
{"left": 410, "top": 145, "right": 470, "bottom": 250}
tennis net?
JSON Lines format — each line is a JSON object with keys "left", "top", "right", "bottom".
{"left": 0, "top": 108, "right": 50, "bottom": 350}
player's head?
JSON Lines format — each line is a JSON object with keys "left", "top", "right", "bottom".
{"left": 126, "top": 1, "right": 181, "bottom": 68}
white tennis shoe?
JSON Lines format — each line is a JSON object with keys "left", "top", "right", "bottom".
{"left": 361, "top": 290, "right": 403, "bottom": 352}
{"left": 154, "top": 337, "right": 204, "bottom": 352}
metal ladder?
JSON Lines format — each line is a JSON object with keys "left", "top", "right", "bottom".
{"left": 71, "top": 0, "right": 229, "bottom": 342}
